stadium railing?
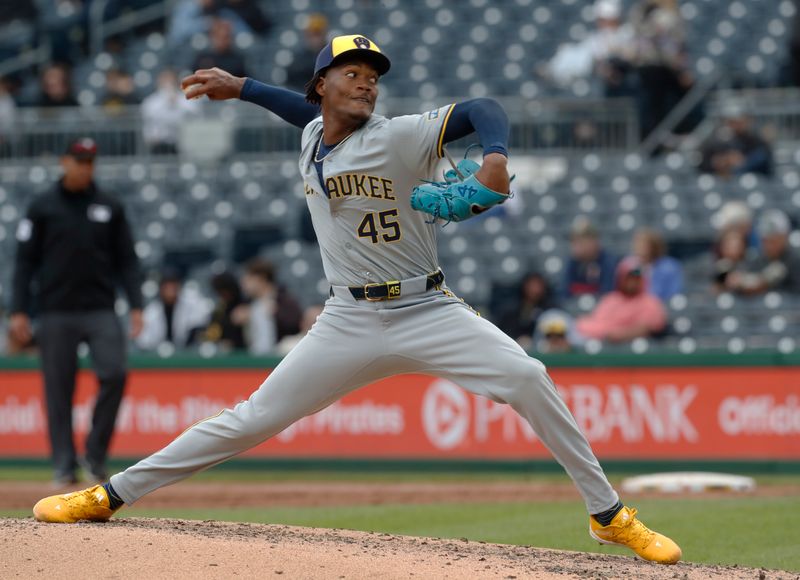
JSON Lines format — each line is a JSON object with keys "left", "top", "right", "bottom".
{"left": 708, "top": 87, "right": 800, "bottom": 142}
{"left": 0, "top": 96, "right": 639, "bottom": 160}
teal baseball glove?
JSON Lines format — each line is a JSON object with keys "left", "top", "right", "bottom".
{"left": 443, "top": 158, "right": 481, "bottom": 184}
{"left": 410, "top": 147, "right": 511, "bottom": 223}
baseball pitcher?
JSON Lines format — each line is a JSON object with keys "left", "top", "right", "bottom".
{"left": 33, "top": 34, "right": 680, "bottom": 565}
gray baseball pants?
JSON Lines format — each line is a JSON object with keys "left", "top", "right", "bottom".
{"left": 111, "top": 289, "right": 619, "bottom": 514}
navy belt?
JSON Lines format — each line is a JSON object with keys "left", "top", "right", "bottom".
{"left": 348, "top": 270, "right": 445, "bottom": 301}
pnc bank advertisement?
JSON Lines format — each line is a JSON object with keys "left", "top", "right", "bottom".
{"left": 1, "top": 367, "right": 799, "bottom": 460}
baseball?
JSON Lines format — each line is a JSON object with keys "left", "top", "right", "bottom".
{"left": 183, "top": 83, "right": 204, "bottom": 99}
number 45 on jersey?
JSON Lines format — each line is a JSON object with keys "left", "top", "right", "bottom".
{"left": 357, "top": 209, "right": 402, "bottom": 244}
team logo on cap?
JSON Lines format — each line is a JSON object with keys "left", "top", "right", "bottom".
{"left": 353, "top": 36, "right": 371, "bottom": 50}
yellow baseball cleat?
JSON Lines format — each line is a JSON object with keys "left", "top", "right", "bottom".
{"left": 33, "top": 485, "right": 118, "bottom": 523}
{"left": 589, "top": 506, "right": 681, "bottom": 564}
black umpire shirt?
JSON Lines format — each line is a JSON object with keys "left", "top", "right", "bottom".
{"left": 11, "top": 179, "right": 143, "bottom": 314}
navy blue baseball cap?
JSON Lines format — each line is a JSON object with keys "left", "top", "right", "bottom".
{"left": 313, "top": 34, "right": 391, "bottom": 76}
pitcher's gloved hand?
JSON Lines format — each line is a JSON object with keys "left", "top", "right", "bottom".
{"left": 410, "top": 148, "right": 511, "bottom": 223}
{"left": 410, "top": 173, "right": 510, "bottom": 223}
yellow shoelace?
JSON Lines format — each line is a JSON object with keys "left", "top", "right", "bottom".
{"left": 607, "top": 508, "right": 655, "bottom": 550}
{"left": 62, "top": 487, "right": 103, "bottom": 507}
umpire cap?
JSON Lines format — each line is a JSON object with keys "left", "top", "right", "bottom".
{"left": 64, "top": 137, "right": 98, "bottom": 160}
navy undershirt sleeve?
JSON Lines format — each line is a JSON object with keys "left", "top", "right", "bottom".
{"left": 442, "top": 98, "right": 509, "bottom": 157}
{"left": 239, "top": 78, "right": 320, "bottom": 129}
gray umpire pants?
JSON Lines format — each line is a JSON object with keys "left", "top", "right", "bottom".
{"left": 37, "top": 310, "right": 128, "bottom": 480}
{"left": 111, "top": 289, "right": 619, "bottom": 514}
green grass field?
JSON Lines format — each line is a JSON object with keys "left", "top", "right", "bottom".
{"left": 2, "top": 467, "right": 797, "bottom": 572}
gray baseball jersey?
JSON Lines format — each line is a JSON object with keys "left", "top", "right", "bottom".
{"left": 110, "top": 106, "right": 620, "bottom": 516}
{"left": 299, "top": 105, "right": 453, "bottom": 286}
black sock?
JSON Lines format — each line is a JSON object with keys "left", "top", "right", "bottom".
{"left": 592, "top": 501, "right": 624, "bottom": 526}
{"left": 102, "top": 482, "right": 125, "bottom": 510}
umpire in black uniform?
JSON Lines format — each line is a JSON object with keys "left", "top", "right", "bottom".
{"left": 10, "top": 138, "right": 143, "bottom": 485}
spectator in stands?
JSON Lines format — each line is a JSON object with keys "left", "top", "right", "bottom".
{"left": 562, "top": 216, "right": 618, "bottom": 298}
{"left": 712, "top": 200, "right": 763, "bottom": 254}
{"left": 275, "top": 305, "right": 324, "bottom": 356}
{"left": 711, "top": 228, "right": 749, "bottom": 294}
{"left": 700, "top": 106, "right": 773, "bottom": 178}
{"left": 631, "top": 228, "right": 683, "bottom": 302}
{"left": 10, "top": 137, "right": 143, "bottom": 485}
{"left": 541, "top": 0, "right": 635, "bottom": 97}
{"left": 576, "top": 257, "right": 667, "bottom": 342}
{"left": 101, "top": 68, "right": 138, "bottom": 115}
{"left": 141, "top": 68, "right": 202, "bottom": 154}
{"left": 724, "top": 210, "right": 800, "bottom": 295}
{"left": 533, "top": 309, "right": 579, "bottom": 353}
{"left": 714, "top": 200, "right": 752, "bottom": 236}
{"left": 497, "top": 272, "right": 557, "bottom": 350}
{"left": 286, "top": 13, "right": 329, "bottom": 92}
{"left": 232, "top": 258, "right": 302, "bottom": 355}
{"left": 192, "top": 17, "right": 248, "bottom": 78}
{"left": 136, "top": 269, "right": 211, "bottom": 351}
{"left": 37, "top": 63, "right": 78, "bottom": 108}
{"left": 203, "top": 271, "right": 246, "bottom": 351}
{"left": 630, "top": 0, "right": 693, "bottom": 140}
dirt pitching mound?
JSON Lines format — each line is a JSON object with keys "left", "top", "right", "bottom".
{"left": 1, "top": 517, "right": 795, "bottom": 580}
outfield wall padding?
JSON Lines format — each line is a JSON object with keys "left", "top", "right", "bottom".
{"left": 1, "top": 352, "right": 798, "bottom": 461}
